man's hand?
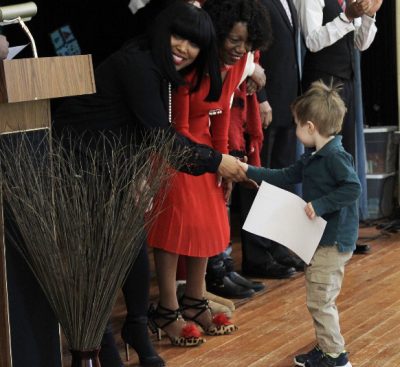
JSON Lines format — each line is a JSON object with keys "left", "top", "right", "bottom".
{"left": 304, "top": 202, "right": 316, "bottom": 219}
{"left": 259, "top": 101, "right": 273, "bottom": 129}
{"left": 249, "top": 63, "right": 266, "bottom": 91}
{"left": 0, "top": 35, "right": 9, "bottom": 60}
{"left": 217, "top": 154, "right": 247, "bottom": 181}
{"left": 366, "top": 0, "right": 383, "bottom": 16}
{"left": 345, "top": 0, "right": 371, "bottom": 20}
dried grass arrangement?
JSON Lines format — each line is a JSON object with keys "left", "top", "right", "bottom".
{"left": 0, "top": 130, "right": 185, "bottom": 366}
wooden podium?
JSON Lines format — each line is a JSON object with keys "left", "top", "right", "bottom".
{"left": 0, "top": 55, "right": 95, "bottom": 367}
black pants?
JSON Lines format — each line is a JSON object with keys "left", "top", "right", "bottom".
{"left": 240, "top": 125, "right": 298, "bottom": 267}
{"left": 100, "top": 239, "right": 151, "bottom": 367}
{"left": 122, "top": 239, "right": 151, "bottom": 321}
{"left": 5, "top": 205, "right": 61, "bottom": 367}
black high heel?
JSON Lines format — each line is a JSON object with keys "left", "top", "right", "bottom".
{"left": 147, "top": 303, "right": 205, "bottom": 347}
{"left": 179, "top": 295, "right": 238, "bottom": 336}
{"left": 121, "top": 317, "right": 165, "bottom": 367}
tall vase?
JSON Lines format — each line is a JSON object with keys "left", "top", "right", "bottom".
{"left": 70, "top": 349, "right": 101, "bottom": 367}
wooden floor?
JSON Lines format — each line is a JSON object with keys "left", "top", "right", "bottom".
{"left": 64, "top": 221, "right": 400, "bottom": 367}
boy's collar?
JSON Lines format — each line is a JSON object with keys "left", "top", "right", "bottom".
{"left": 314, "top": 135, "right": 342, "bottom": 157}
{"left": 301, "top": 136, "right": 343, "bottom": 163}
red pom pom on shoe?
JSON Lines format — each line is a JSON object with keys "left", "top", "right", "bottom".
{"left": 212, "top": 313, "right": 232, "bottom": 326}
{"left": 181, "top": 323, "right": 202, "bottom": 338}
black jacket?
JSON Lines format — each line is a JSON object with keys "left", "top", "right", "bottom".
{"left": 258, "top": 0, "right": 300, "bottom": 128}
{"left": 54, "top": 42, "right": 221, "bottom": 175}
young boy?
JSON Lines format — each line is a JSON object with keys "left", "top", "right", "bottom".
{"left": 240, "top": 80, "right": 361, "bottom": 367}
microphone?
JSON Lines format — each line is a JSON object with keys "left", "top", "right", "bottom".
{"left": 0, "top": 2, "right": 38, "bottom": 58}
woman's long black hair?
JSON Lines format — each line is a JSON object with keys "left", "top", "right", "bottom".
{"left": 148, "top": 1, "right": 222, "bottom": 101}
{"left": 203, "top": 0, "right": 272, "bottom": 52}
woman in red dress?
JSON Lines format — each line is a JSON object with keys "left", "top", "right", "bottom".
{"left": 147, "top": 0, "right": 272, "bottom": 344}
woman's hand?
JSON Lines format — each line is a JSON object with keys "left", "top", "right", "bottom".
{"left": 246, "top": 78, "right": 258, "bottom": 95}
{"left": 222, "top": 179, "right": 233, "bottom": 202}
{"left": 249, "top": 63, "right": 266, "bottom": 91}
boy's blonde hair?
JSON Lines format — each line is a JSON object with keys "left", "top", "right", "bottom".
{"left": 291, "top": 80, "right": 346, "bottom": 137}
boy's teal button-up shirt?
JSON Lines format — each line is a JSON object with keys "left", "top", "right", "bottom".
{"left": 247, "top": 136, "right": 361, "bottom": 252}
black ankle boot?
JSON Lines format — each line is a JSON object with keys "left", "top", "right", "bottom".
{"left": 121, "top": 317, "right": 165, "bottom": 367}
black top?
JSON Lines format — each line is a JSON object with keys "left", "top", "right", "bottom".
{"left": 53, "top": 41, "right": 222, "bottom": 175}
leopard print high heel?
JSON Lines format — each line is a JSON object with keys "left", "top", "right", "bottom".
{"left": 147, "top": 303, "right": 205, "bottom": 347}
{"left": 179, "top": 295, "right": 238, "bottom": 336}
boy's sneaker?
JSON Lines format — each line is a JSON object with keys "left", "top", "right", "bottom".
{"left": 294, "top": 345, "right": 323, "bottom": 366}
{"left": 305, "top": 352, "right": 352, "bottom": 367}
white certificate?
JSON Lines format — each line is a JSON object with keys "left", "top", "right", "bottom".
{"left": 243, "top": 181, "right": 327, "bottom": 264}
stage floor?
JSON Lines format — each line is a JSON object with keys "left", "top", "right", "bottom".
{"left": 62, "top": 219, "right": 400, "bottom": 367}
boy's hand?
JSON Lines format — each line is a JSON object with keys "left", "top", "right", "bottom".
{"left": 305, "top": 202, "right": 316, "bottom": 219}
{"left": 237, "top": 159, "right": 249, "bottom": 172}
{"left": 235, "top": 161, "right": 258, "bottom": 188}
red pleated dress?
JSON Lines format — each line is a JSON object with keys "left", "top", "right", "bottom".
{"left": 147, "top": 55, "right": 248, "bottom": 257}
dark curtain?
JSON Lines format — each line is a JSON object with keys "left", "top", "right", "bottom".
{"left": 361, "top": 1, "right": 397, "bottom": 127}
{"left": 2, "top": 0, "right": 173, "bottom": 66}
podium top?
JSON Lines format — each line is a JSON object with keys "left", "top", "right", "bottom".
{"left": 0, "top": 55, "right": 96, "bottom": 104}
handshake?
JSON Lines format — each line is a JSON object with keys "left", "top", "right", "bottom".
{"left": 217, "top": 154, "right": 258, "bottom": 188}
{"left": 345, "top": 0, "right": 382, "bottom": 20}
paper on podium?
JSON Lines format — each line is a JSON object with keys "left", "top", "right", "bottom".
{"left": 6, "top": 44, "right": 28, "bottom": 60}
{"left": 243, "top": 181, "right": 327, "bottom": 264}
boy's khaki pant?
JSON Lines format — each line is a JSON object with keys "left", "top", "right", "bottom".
{"left": 305, "top": 246, "right": 353, "bottom": 354}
